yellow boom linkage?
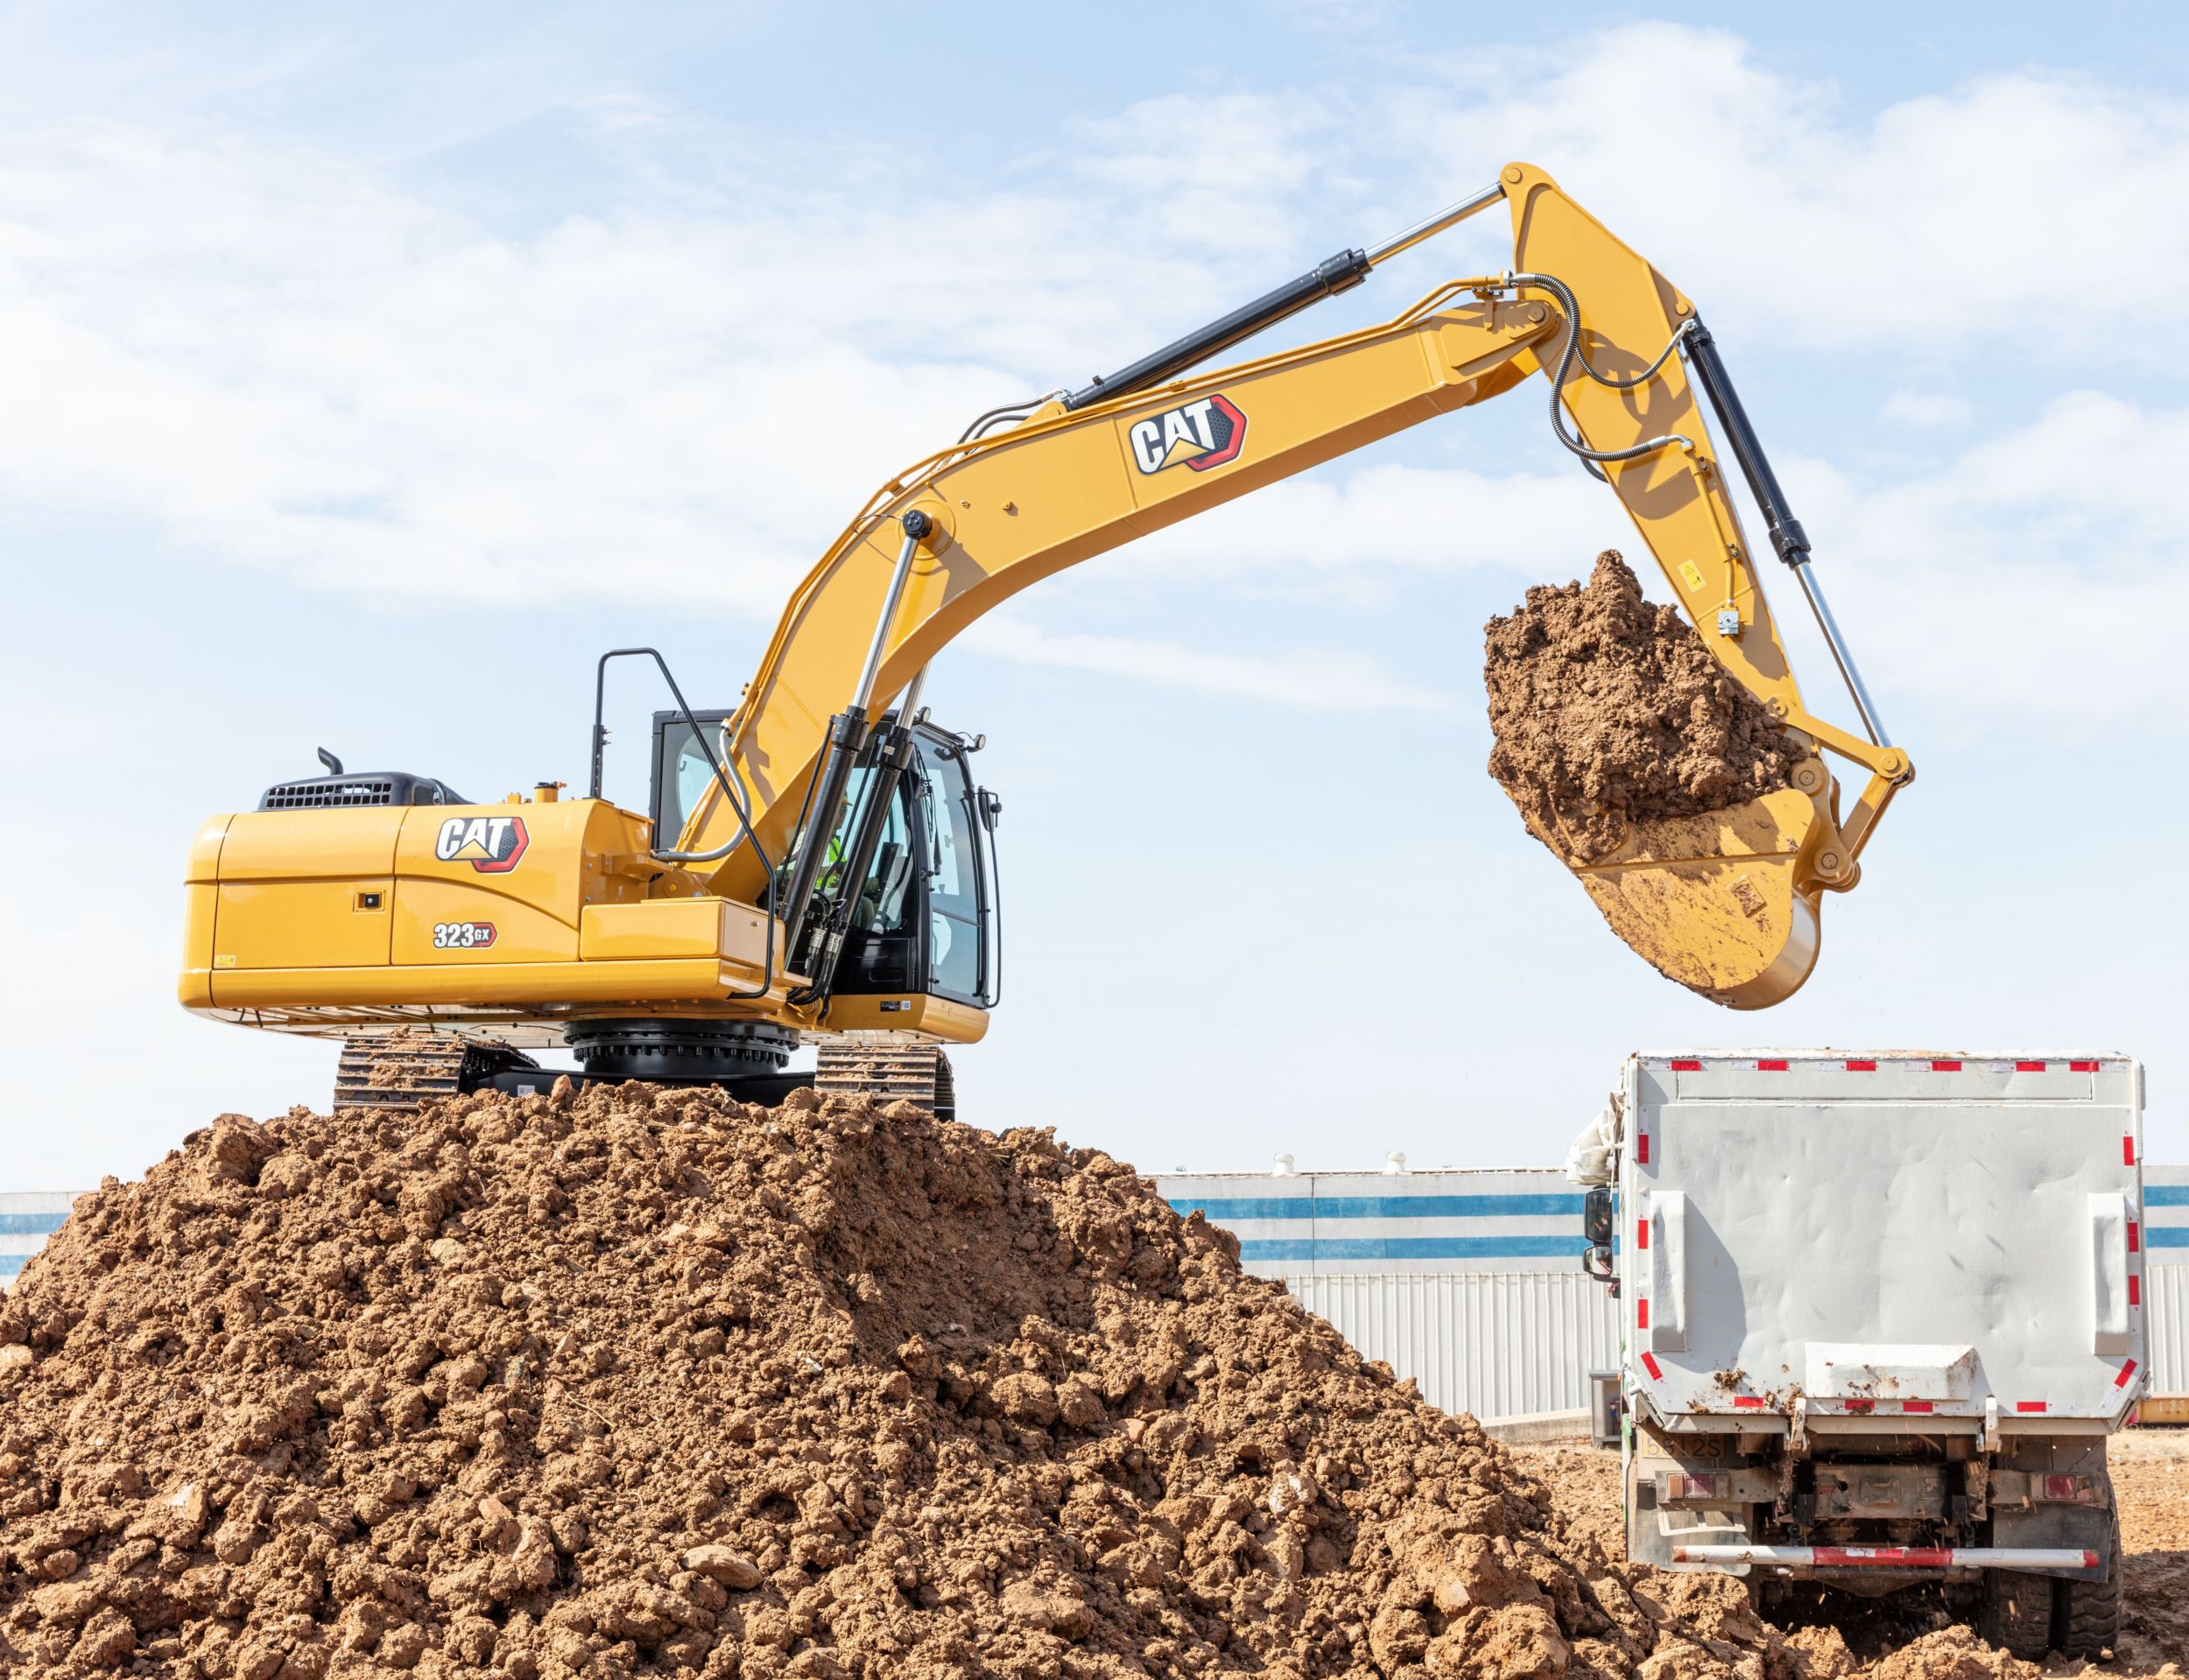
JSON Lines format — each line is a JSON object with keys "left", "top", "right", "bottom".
{"left": 180, "top": 163, "right": 1912, "bottom": 1086}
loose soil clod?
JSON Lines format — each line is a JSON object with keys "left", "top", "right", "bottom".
{"left": 1484, "top": 552, "right": 1803, "bottom": 862}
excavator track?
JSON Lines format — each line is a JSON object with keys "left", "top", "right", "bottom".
{"left": 336, "top": 1031, "right": 952, "bottom": 1118}
{"left": 814, "top": 1039, "right": 955, "bottom": 1120}
{"left": 334, "top": 1036, "right": 469, "bottom": 1114}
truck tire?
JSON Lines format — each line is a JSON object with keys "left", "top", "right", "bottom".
{"left": 2058, "top": 1514, "right": 2122, "bottom": 1659}
{"left": 1980, "top": 1571, "right": 2054, "bottom": 1660}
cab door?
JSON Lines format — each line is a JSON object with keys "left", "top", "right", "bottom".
{"left": 911, "top": 729, "right": 997, "bottom": 1009}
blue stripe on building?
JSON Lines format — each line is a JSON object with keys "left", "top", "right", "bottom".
{"left": 1170, "top": 1193, "right": 1584, "bottom": 1221}
{"left": 2146, "top": 1185, "right": 2189, "bottom": 1208}
{"left": 1239, "top": 1234, "right": 1592, "bottom": 1263}
{"left": 2150, "top": 1227, "right": 2189, "bottom": 1248}
{"left": 0, "top": 1214, "right": 67, "bottom": 1237}
{"left": 0, "top": 1256, "right": 24, "bottom": 1277}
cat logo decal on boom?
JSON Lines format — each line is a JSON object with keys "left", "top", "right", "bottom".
{"left": 435, "top": 814, "right": 529, "bottom": 873}
{"left": 1128, "top": 394, "right": 1247, "bottom": 475}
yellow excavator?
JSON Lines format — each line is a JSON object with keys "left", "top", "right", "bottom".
{"left": 179, "top": 163, "right": 1913, "bottom": 1114}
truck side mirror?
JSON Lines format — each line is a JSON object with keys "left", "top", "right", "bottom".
{"left": 1583, "top": 1185, "right": 1615, "bottom": 1245}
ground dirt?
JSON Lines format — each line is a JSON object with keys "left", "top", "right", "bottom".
{"left": 0, "top": 1087, "right": 2174, "bottom": 1680}
{"left": 1483, "top": 552, "right": 1804, "bottom": 862}
{"left": 1515, "top": 1432, "right": 2189, "bottom": 1680}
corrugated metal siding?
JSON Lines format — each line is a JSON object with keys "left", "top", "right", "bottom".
{"left": 1285, "top": 1269, "right": 1621, "bottom": 1419}
{"left": 2144, "top": 1167, "right": 2187, "bottom": 1395}
{"left": 1, "top": 1193, "right": 80, "bottom": 1288}
{"left": 1160, "top": 1169, "right": 1587, "bottom": 1275}
{"left": 2148, "top": 1265, "right": 2189, "bottom": 1398}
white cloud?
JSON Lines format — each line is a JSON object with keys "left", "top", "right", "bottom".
{"left": 1404, "top": 26, "right": 2189, "bottom": 349}
{"left": 0, "top": 105, "right": 1366, "bottom": 623}
{"left": 0, "top": 22, "right": 2185, "bottom": 741}
{"left": 1882, "top": 390, "right": 1973, "bottom": 428}
{"left": 1784, "top": 390, "right": 2189, "bottom": 731}
{"left": 1063, "top": 92, "right": 1337, "bottom": 258}
{"left": 964, "top": 614, "right": 1455, "bottom": 713}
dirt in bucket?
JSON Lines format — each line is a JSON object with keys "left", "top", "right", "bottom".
{"left": 1484, "top": 551, "right": 1803, "bottom": 863}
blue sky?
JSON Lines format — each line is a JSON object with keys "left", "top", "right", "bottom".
{"left": 4, "top": 1, "right": 2186, "bottom": 1188}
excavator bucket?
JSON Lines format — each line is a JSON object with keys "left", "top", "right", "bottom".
{"left": 1517, "top": 778, "right": 1834, "bottom": 1010}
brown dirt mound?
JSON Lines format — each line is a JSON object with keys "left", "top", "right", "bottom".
{"left": 0, "top": 1086, "right": 2037, "bottom": 1679}
{"left": 1485, "top": 552, "right": 1803, "bottom": 862}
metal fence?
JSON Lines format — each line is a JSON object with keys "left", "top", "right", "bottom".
{"left": 0, "top": 1195, "right": 74, "bottom": 1288}
{"left": 1284, "top": 1269, "right": 1618, "bottom": 1418}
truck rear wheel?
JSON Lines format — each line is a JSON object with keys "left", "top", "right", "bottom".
{"left": 1979, "top": 1571, "right": 2054, "bottom": 1661}
{"left": 2058, "top": 1512, "right": 2122, "bottom": 1659}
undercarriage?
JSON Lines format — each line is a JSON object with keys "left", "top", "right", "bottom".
{"left": 1629, "top": 1421, "right": 2122, "bottom": 1658}
{"left": 331, "top": 1022, "right": 954, "bottom": 1120}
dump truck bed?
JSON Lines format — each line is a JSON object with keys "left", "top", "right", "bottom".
{"left": 1622, "top": 1052, "right": 2146, "bottom": 1430}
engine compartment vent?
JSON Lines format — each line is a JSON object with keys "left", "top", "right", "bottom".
{"left": 259, "top": 772, "right": 468, "bottom": 811}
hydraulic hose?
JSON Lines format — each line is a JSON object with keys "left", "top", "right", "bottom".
{"left": 1503, "top": 271, "right": 1694, "bottom": 476}
{"left": 957, "top": 394, "right": 1062, "bottom": 444}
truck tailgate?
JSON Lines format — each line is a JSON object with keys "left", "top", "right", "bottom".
{"left": 1626, "top": 1055, "right": 2143, "bottom": 1425}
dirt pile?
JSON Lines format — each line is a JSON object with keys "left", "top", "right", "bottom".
{"left": 1484, "top": 552, "right": 1803, "bottom": 862}
{"left": 0, "top": 1084, "right": 2051, "bottom": 1679}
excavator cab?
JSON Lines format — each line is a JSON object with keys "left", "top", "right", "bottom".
{"left": 650, "top": 708, "right": 1001, "bottom": 1012}
{"left": 815, "top": 725, "right": 1000, "bottom": 1009}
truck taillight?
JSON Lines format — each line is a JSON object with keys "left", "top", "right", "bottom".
{"left": 1664, "top": 1473, "right": 1729, "bottom": 1502}
{"left": 2042, "top": 1474, "right": 2098, "bottom": 1503}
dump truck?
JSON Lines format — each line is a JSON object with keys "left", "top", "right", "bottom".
{"left": 1571, "top": 1051, "right": 2145, "bottom": 1658}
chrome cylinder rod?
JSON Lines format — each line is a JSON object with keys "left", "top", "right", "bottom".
{"left": 893, "top": 662, "right": 929, "bottom": 727}
{"left": 1365, "top": 181, "right": 1506, "bottom": 268}
{"left": 851, "top": 510, "right": 932, "bottom": 714}
{"left": 1791, "top": 559, "right": 1890, "bottom": 749}
{"left": 1682, "top": 317, "right": 1890, "bottom": 748}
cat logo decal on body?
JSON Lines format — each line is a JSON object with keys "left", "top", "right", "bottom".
{"left": 1128, "top": 394, "right": 1247, "bottom": 475}
{"left": 435, "top": 814, "right": 529, "bottom": 873}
